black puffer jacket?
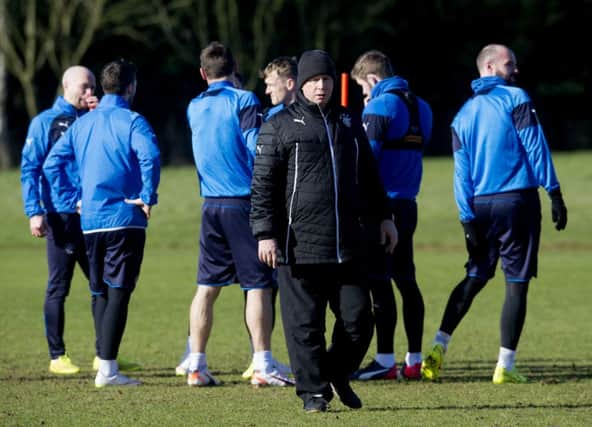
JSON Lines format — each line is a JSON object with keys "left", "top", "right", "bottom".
{"left": 250, "top": 93, "right": 390, "bottom": 265}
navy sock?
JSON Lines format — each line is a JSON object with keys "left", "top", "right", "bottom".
{"left": 500, "top": 281, "right": 529, "bottom": 350}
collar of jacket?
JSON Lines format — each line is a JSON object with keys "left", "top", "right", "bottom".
{"left": 207, "top": 80, "right": 233, "bottom": 91}
{"left": 471, "top": 76, "right": 508, "bottom": 94}
{"left": 53, "top": 96, "right": 82, "bottom": 116}
{"left": 295, "top": 90, "right": 337, "bottom": 117}
{"left": 98, "top": 94, "right": 131, "bottom": 109}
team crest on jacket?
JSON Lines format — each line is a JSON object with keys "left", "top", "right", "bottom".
{"left": 340, "top": 113, "right": 352, "bottom": 128}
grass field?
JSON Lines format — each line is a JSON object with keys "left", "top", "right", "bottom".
{"left": 1, "top": 152, "right": 591, "bottom": 426}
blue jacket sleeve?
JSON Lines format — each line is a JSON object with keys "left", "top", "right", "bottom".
{"left": 42, "top": 128, "right": 78, "bottom": 209}
{"left": 239, "top": 92, "right": 262, "bottom": 159}
{"left": 362, "top": 110, "right": 390, "bottom": 159}
{"left": 130, "top": 114, "right": 161, "bottom": 206}
{"left": 512, "top": 100, "right": 560, "bottom": 193}
{"left": 20, "top": 116, "right": 48, "bottom": 217}
{"left": 452, "top": 126, "right": 475, "bottom": 222}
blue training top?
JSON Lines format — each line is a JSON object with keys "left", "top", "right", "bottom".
{"left": 363, "top": 76, "right": 433, "bottom": 200}
{"left": 263, "top": 103, "right": 284, "bottom": 121}
{"left": 21, "top": 96, "right": 87, "bottom": 216}
{"left": 43, "top": 94, "right": 161, "bottom": 232}
{"left": 451, "top": 76, "right": 560, "bottom": 222}
{"left": 187, "top": 80, "right": 262, "bottom": 198}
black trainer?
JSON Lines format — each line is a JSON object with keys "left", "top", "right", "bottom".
{"left": 331, "top": 381, "right": 362, "bottom": 409}
{"left": 303, "top": 395, "right": 329, "bottom": 413}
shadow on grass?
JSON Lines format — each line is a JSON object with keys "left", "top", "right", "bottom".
{"left": 4, "top": 359, "right": 591, "bottom": 385}
{"left": 365, "top": 402, "right": 592, "bottom": 412}
{"left": 419, "top": 358, "right": 592, "bottom": 383}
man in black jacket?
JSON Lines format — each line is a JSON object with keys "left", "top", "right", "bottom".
{"left": 250, "top": 49, "right": 398, "bottom": 413}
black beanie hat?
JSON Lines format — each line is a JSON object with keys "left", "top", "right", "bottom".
{"left": 296, "top": 49, "right": 336, "bottom": 90}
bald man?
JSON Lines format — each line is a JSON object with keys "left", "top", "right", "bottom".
{"left": 421, "top": 44, "right": 567, "bottom": 384}
{"left": 20, "top": 66, "right": 98, "bottom": 374}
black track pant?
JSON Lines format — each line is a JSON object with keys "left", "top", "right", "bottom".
{"left": 370, "top": 278, "right": 424, "bottom": 354}
{"left": 92, "top": 287, "right": 131, "bottom": 360}
{"left": 278, "top": 262, "right": 373, "bottom": 403}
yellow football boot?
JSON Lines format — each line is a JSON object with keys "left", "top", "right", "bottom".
{"left": 49, "top": 355, "right": 80, "bottom": 375}
{"left": 421, "top": 344, "right": 445, "bottom": 381}
{"left": 492, "top": 366, "right": 528, "bottom": 384}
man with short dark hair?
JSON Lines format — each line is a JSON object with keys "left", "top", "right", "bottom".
{"left": 184, "top": 42, "right": 292, "bottom": 388}
{"left": 250, "top": 49, "right": 398, "bottom": 413}
{"left": 43, "top": 58, "right": 160, "bottom": 387}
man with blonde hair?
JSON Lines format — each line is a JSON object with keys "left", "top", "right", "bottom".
{"left": 350, "top": 49, "right": 433, "bottom": 381}
{"left": 260, "top": 56, "right": 297, "bottom": 120}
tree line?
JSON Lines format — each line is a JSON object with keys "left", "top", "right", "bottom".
{"left": 1, "top": 0, "right": 590, "bottom": 168}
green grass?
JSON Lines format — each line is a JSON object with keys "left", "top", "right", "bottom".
{"left": 1, "top": 152, "right": 591, "bottom": 426}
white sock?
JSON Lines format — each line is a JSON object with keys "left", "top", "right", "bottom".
{"left": 253, "top": 351, "right": 273, "bottom": 373}
{"left": 99, "top": 359, "right": 117, "bottom": 377}
{"left": 497, "top": 347, "right": 516, "bottom": 370}
{"left": 405, "top": 352, "right": 423, "bottom": 366}
{"left": 188, "top": 352, "right": 207, "bottom": 372}
{"left": 434, "top": 330, "right": 451, "bottom": 352}
{"left": 375, "top": 353, "right": 395, "bottom": 368}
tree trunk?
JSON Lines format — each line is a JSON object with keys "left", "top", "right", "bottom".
{"left": 0, "top": 11, "right": 10, "bottom": 169}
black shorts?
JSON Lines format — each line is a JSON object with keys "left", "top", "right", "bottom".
{"left": 466, "top": 189, "right": 541, "bottom": 282}
{"left": 84, "top": 228, "right": 146, "bottom": 294}
{"left": 197, "top": 198, "right": 275, "bottom": 290}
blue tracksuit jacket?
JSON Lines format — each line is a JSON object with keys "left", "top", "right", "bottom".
{"left": 43, "top": 94, "right": 161, "bottom": 232}
{"left": 451, "top": 76, "right": 560, "bottom": 222}
{"left": 187, "top": 80, "right": 262, "bottom": 197}
{"left": 363, "top": 77, "right": 433, "bottom": 200}
{"left": 263, "top": 103, "right": 284, "bottom": 121}
{"left": 21, "top": 96, "right": 87, "bottom": 216}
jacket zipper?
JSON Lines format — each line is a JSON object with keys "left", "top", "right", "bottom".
{"left": 285, "top": 142, "right": 299, "bottom": 264}
{"left": 354, "top": 138, "right": 359, "bottom": 185}
{"left": 319, "top": 106, "right": 342, "bottom": 263}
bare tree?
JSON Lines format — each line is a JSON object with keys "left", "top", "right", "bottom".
{"left": 43, "top": 0, "right": 108, "bottom": 81}
{"left": 0, "top": 0, "right": 51, "bottom": 119}
{"left": 0, "top": 0, "right": 155, "bottom": 119}
{"left": 149, "top": 0, "right": 289, "bottom": 90}
{"left": 0, "top": 9, "right": 8, "bottom": 169}
{"left": 292, "top": 0, "right": 396, "bottom": 61}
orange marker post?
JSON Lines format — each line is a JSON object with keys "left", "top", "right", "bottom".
{"left": 340, "top": 72, "right": 349, "bottom": 107}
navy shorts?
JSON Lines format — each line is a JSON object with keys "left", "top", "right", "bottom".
{"left": 368, "top": 199, "right": 417, "bottom": 282}
{"left": 197, "top": 197, "right": 274, "bottom": 290}
{"left": 466, "top": 189, "right": 541, "bottom": 282}
{"left": 84, "top": 228, "right": 146, "bottom": 295}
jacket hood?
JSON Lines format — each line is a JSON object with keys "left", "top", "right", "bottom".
{"left": 471, "top": 76, "right": 507, "bottom": 94}
{"left": 371, "top": 76, "right": 409, "bottom": 98}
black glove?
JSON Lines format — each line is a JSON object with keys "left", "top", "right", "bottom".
{"left": 462, "top": 220, "right": 483, "bottom": 257}
{"left": 549, "top": 188, "right": 567, "bottom": 231}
